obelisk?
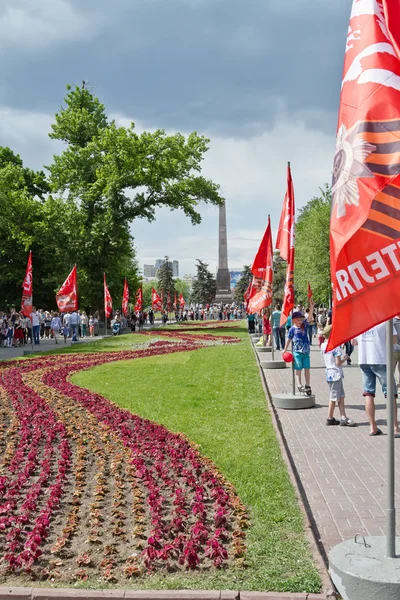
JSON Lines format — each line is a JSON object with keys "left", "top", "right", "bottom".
{"left": 215, "top": 202, "right": 232, "bottom": 304}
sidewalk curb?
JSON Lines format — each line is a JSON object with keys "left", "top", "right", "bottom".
{"left": 250, "top": 338, "right": 336, "bottom": 600}
{"left": 0, "top": 588, "right": 331, "bottom": 599}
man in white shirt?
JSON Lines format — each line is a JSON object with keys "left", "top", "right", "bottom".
{"left": 31, "top": 307, "right": 40, "bottom": 345}
{"left": 353, "top": 322, "right": 399, "bottom": 436}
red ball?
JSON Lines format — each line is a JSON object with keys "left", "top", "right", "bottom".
{"left": 282, "top": 351, "right": 293, "bottom": 363}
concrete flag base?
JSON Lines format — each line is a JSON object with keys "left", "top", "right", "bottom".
{"left": 329, "top": 536, "right": 400, "bottom": 600}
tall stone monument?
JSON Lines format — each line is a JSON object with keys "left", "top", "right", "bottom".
{"left": 215, "top": 202, "right": 232, "bottom": 304}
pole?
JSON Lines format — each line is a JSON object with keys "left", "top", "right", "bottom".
{"left": 105, "top": 318, "right": 107, "bottom": 338}
{"left": 291, "top": 309, "right": 296, "bottom": 395}
{"left": 386, "top": 319, "right": 395, "bottom": 558}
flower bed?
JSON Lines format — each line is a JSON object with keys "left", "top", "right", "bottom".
{"left": 0, "top": 331, "right": 247, "bottom": 583}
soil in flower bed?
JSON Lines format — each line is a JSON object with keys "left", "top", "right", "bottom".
{"left": 0, "top": 333, "right": 248, "bottom": 586}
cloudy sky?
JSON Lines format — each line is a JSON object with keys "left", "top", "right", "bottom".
{"left": 0, "top": 0, "right": 350, "bottom": 276}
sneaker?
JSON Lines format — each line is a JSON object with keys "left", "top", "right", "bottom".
{"left": 340, "top": 417, "right": 357, "bottom": 427}
{"left": 326, "top": 418, "right": 341, "bottom": 426}
{"left": 347, "top": 359, "right": 351, "bottom": 365}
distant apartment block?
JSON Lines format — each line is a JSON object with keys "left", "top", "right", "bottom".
{"left": 143, "top": 264, "right": 157, "bottom": 278}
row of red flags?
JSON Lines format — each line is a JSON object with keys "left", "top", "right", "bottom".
{"left": 151, "top": 288, "right": 185, "bottom": 312}
{"left": 21, "top": 258, "right": 184, "bottom": 318}
{"left": 246, "top": 0, "right": 400, "bottom": 351}
{"left": 245, "top": 164, "right": 297, "bottom": 326}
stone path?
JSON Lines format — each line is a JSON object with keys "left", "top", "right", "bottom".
{"left": 261, "top": 342, "right": 400, "bottom": 560}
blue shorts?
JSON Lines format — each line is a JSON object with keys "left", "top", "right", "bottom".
{"left": 293, "top": 352, "right": 310, "bottom": 371}
{"left": 360, "top": 364, "right": 397, "bottom": 398}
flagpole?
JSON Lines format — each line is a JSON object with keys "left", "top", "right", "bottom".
{"left": 287, "top": 162, "right": 296, "bottom": 396}
{"left": 386, "top": 319, "right": 395, "bottom": 558}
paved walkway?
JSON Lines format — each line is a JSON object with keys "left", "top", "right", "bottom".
{"left": 262, "top": 342, "right": 400, "bottom": 560}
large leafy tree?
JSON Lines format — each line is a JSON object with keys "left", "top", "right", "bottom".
{"left": 174, "top": 278, "right": 191, "bottom": 301}
{"left": 295, "top": 185, "right": 331, "bottom": 305}
{"left": 0, "top": 148, "right": 72, "bottom": 309}
{"left": 48, "top": 83, "right": 223, "bottom": 309}
{"left": 233, "top": 265, "right": 252, "bottom": 304}
{"left": 273, "top": 253, "right": 288, "bottom": 304}
{"left": 191, "top": 260, "right": 217, "bottom": 304}
{"left": 156, "top": 257, "right": 175, "bottom": 309}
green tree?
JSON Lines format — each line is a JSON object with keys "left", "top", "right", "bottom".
{"left": 273, "top": 253, "right": 288, "bottom": 304}
{"left": 142, "top": 281, "right": 153, "bottom": 310}
{"left": 0, "top": 148, "right": 73, "bottom": 309}
{"left": 233, "top": 265, "right": 252, "bottom": 304}
{"left": 191, "top": 260, "right": 217, "bottom": 304}
{"left": 174, "top": 278, "right": 190, "bottom": 301}
{"left": 156, "top": 257, "right": 175, "bottom": 309}
{"left": 295, "top": 185, "right": 331, "bottom": 305}
{"left": 47, "top": 83, "right": 223, "bottom": 308}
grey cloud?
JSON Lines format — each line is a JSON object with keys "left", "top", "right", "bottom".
{"left": 0, "top": 0, "right": 350, "bottom": 136}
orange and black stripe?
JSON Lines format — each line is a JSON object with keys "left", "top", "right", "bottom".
{"left": 357, "top": 119, "right": 400, "bottom": 239}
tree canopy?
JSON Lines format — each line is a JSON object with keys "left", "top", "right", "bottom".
{"left": 0, "top": 83, "right": 224, "bottom": 312}
{"left": 233, "top": 265, "right": 252, "bottom": 305}
{"left": 294, "top": 185, "right": 331, "bottom": 305}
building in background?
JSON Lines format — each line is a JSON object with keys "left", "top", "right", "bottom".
{"left": 143, "top": 264, "right": 157, "bottom": 278}
{"left": 153, "top": 259, "right": 179, "bottom": 277}
{"left": 183, "top": 273, "right": 195, "bottom": 288}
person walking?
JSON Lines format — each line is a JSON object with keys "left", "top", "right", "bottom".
{"left": 70, "top": 310, "right": 80, "bottom": 342}
{"left": 31, "top": 307, "right": 40, "bottom": 345}
{"left": 51, "top": 313, "right": 62, "bottom": 344}
{"left": 353, "top": 322, "right": 400, "bottom": 437}
{"left": 81, "top": 311, "right": 88, "bottom": 337}
{"left": 271, "top": 304, "right": 285, "bottom": 350}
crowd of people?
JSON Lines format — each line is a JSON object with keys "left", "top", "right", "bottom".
{"left": 0, "top": 308, "right": 105, "bottom": 347}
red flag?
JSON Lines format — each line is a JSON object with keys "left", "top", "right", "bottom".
{"left": 276, "top": 164, "right": 295, "bottom": 262}
{"left": 21, "top": 251, "right": 33, "bottom": 316}
{"left": 329, "top": 0, "right": 400, "bottom": 349}
{"left": 134, "top": 286, "right": 143, "bottom": 312}
{"left": 179, "top": 293, "right": 185, "bottom": 308}
{"left": 152, "top": 288, "right": 162, "bottom": 311}
{"left": 307, "top": 282, "right": 313, "bottom": 302}
{"left": 104, "top": 273, "right": 112, "bottom": 319}
{"left": 56, "top": 265, "right": 78, "bottom": 313}
{"left": 122, "top": 278, "right": 129, "bottom": 316}
{"left": 167, "top": 290, "right": 171, "bottom": 312}
{"left": 173, "top": 292, "right": 177, "bottom": 311}
{"left": 248, "top": 216, "right": 273, "bottom": 314}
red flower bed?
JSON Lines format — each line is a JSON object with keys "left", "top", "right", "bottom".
{"left": 0, "top": 331, "right": 247, "bottom": 583}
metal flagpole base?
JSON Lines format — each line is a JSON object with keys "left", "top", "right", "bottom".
{"left": 329, "top": 536, "right": 400, "bottom": 600}
{"left": 271, "top": 392, "right": 315, "bottom": 409}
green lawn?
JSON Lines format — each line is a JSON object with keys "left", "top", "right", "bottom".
{"left": 70, "top": 324, "right": 320, "bottom": 592}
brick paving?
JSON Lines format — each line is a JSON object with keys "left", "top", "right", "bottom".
{"left": 261, "top": 341, "right": 400, "bottom": 558}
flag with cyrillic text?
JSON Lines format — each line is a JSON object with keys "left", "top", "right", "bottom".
{"left": 104, "top": 273, "right": 112, "bottom": 319}
{"left": 56, "top": 265, "right": 78, "bottom": 313}
{"left": 21, "top": 250, "right": 33, "bottom": 316}
{"left": 328, "top": 0, "right": 400, "bottom": 349}
{"left": 122, "top": 278, "right": 129, "bottom": 315}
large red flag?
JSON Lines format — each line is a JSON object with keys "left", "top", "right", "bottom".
{"left": 307, "top": 282, "right": 313, "bottom": 302}
{"left": 278, "top": 167, "right": 296, "bottom": 326}
{"left": 21, "top": 251, "right": 33, "bottom": 316}
{"left": 276, "top": 164, "right": 295, "bottom": 262}
{"left": 329, "top": 0, "right": 400, "bottom": 349}
{"left": 56, "top": 265, "right": 78, "bottom": 313}
{"left": 152, "top": 288, "right": 162, "bottom": 311}
{"left": 104, "top": 273, "right": 113, "bottom": 319}
{"left": 122, "top": 278, "right": 129, "bottom": 316}
{"left": 173, "top": 292, "right": 177, "bottom": 311}
{"left": 134, "top": 286, "right": 143, "bottom": 312}
{"left": 167, "top": 290, "right": 171, "bottom": 312}
{"left": 179, "top": 293, "right": 185, "bottom": 308}
{"left": 247, "top": 216, "right": 273, "bottom": 314}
